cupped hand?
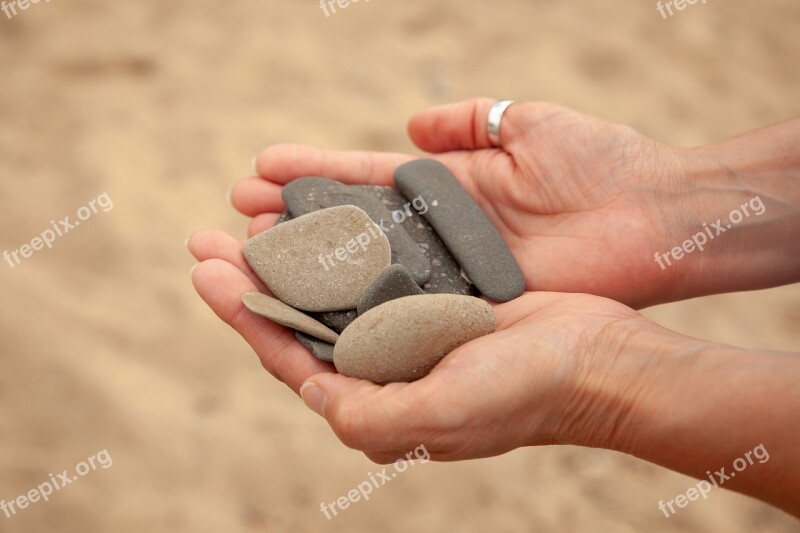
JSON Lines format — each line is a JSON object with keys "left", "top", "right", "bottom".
{"left": 188, "top": 228, "right": 665, "bottom": 461}
{"left": 232, "top": 98, "right": 710, "bottom": 309}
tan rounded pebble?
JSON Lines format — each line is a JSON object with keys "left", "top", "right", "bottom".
{"left": 334, "top": 294, "right": 496, "bottom": 384}
{"left": 242, "top": 292, "right": 339, "bottom": 344}
{"left": 243, "top": 205, "right": 391, "bottom": 312}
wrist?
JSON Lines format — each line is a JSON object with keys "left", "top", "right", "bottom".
{"left": 650, "top": 144, "right": 800, "bottom": 302}
{"left": 548, "top": 315, "right": 707, "bottom": 451}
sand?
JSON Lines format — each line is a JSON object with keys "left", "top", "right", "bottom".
{"left": 0, "top": 0, "right": 798, "bottom": 531}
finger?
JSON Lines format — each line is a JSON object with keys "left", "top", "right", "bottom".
{"left": 300, "top": 374, "right": 427, "bottom": 452}
{"left": 187, "top": 228, "right": 267, "bottom": 290}
{"left": 248, "top": 213, "right": 280, "bottom": 238}
{"left": 192, "top": 259, "right": 334, "bottom": 392}
{"left": 363, "top": 450, "right": 431, "bottom": 465}
{"left": 254, "top": 144, "right": 414, "bottom": 186}
{"left": 408, "top": 97, "right": 527, "bottom": 153}
{"left": 230, "top": 176, "right": 286, "bottom": 217}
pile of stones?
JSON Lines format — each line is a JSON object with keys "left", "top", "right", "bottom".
{"left": 242, "top": 159, "right": 525, "bottom": 384}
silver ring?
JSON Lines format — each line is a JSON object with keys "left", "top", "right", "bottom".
{"left": 487, "top": 100, "right": 514, "bottom": 147}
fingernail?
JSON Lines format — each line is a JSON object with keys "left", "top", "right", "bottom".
{"left": 300, "top": 382, "right": 325, "bottom": 417}
{"left": 251, "top": 156, "right": 258, "bottom": 174}
{"left": 184, "top": 237, "right": 190, "bottom": 249}
{"left": 226, "top": 185, "right": 234, "bottom": 206}
{"left": 190, "top": 263, "right": 199, "bottom": 276}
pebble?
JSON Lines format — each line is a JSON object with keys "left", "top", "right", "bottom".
{"left": 282, "top": 177, "right": 432, "bottom": 284}
{"left": 243, "top": 205, "right": 391, "bottom": 312}
{"left": 355, "top": 185, "right": 475, "bottom": 296}
{"left": 334, "top": 294, "right": 496, "bottom": 384}
{"left": 310, "top": 309, "right": 358, "bottom": 334}
{"left": 394, "top": 160, "right": 525, "bottom": 302}
{"left": 242, "top": 292, "right": 339, "bottom": 344}
{"left": 275, "top": 210, "right": 360, "bottom": 331}
{"left": 295, "top": 332, "right": 335, "bottom": 363}
{"left": 357, "top": 264, "right": 424, "bottom": 315}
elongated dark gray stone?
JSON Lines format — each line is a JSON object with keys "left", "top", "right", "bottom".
{"left": 282, "top": 177, "right": 431, "bottom": 285}
{"left": 295, "top": 332, "right": 334, "bottom": 363}
{"left": 357, "top": 264, "right": 424, "bottom": 315}
{"left": 354, "top": 185, "right": 474, "bottom": 296}
{"left": 393, "top": 160, "right": 525, "bottom": 302}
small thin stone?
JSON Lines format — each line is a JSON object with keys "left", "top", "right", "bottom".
{"left": 242, "top": 292, "right": 339, "bottom": 344}
{"left": 295, "top": 332, "right": 334, "bottom": 363}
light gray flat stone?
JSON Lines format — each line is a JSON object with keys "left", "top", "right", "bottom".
{"left": 242, "top": 292, "right": 339, "bottom": 344}
{"left": 357, "top": 264, "right": 424, "bottom": 315}
{"left": 282, "top": 177, "right": 432, "bottom": 284}
{"left": 394, "top": 160, "right": 525, "bottom": 302}
{"left": 334, "top": 294, "right": 496, "bottom": 384}
{"left": 243, "top": 205, "right": 391, "bottom": 312}
{"left": 295, "top": 332, "right": 335, "bottom": 363}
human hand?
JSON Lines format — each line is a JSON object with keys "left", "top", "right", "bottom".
{"left": 186, "top": 233, "right": 674, "bottom": 460}
{"left": 232, "top": 98, "right": 732, "bottom": 309}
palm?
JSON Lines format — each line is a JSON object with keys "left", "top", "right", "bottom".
{"left": 354, "top": 291, "right": 642, "bottom": 462}
{"left": 235, "top": 102, "right": 683, "bottom": 308}
{"left": 187, "top": 241, "right": 644, "bottom": 461}
{"left": 432, "top": 107, "right": 678, "bottom": 308}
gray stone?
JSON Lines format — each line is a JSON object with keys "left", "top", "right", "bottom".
{"left": 243, "top": 205, "right": 391, "bottom": 312}
{"left": 394, "top": 160, "right": 525, "bottom": 302}
{"left": 242, "top": 292, "right": 339, "bottom": 344}
{"left": 357, "top": 264, "right": 424, "bottom": 315}
{"left": 295, "top": 331, "right": 334, "bottom": 363}
{"left": 310, "top": 309, "right": 358, "bottom": 334}
{"left": 334, "top": 294, "right": 496, "bottom": 384}
{"left": 354, "top": 185, "right": 475, "bottom": 296}
{"left": 275, "top": 210, "right": 293, "bottom": 225}
{"left": 274, "top": 211, "right": 360, "bottom": 332}
{"left": 282, "top": 177, "right": 432, "bottom": 285}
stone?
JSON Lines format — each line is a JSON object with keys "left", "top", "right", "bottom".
{"left": 242, "top": 292, "right": 339, "bottom": 344}
{"left": 354, "top": 185, "right": 475, "bottom": 296}
{"left": 282, "top": 177, "right": 432, "bottom": 284}
{"left": 243, "top": 205, "right": 391, "bottom": 312}
{"left": 274, "top": 210, "right": 360, "bottom": 332}
{"left": 275, "top": 210, "right": 293, "bottom": 225}
{"left": 393, "top": 160, "right": 525, "bottom": 302}
{"left": 357, "top": 264, "right": 424, "bottom": 315}
{"left": 295, "top": 332, "right": 334, "bottom": 363}
{"left": 334, "top": 294, "right": 496, "bottom": 384}
{"left": 310, "top": 309, "right": 358, "bottom": 334}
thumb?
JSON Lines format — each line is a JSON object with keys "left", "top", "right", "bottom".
{"left": 300, "top": 374, "right": 415, "bottom": 451}
{"left": 408, "top": 97, "right": 524, "bottom": 153}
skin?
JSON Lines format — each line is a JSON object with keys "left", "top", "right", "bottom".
{"left": 189, "top": 98, "right": 800, "bottom": 517}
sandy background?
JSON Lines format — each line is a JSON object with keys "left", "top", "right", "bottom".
{"left": 0, "top": 0, "right": 798, "bottom": 531}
